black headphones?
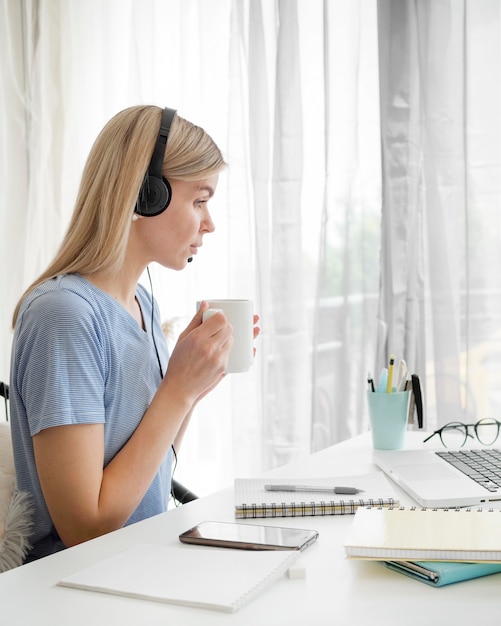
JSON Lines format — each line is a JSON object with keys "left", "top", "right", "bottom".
{"left": 135, "top": 107, "right": 177, "bottom": 217}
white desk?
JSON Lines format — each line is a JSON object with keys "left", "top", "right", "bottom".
{"left": 1, "top": 432, "right": 499, "bottom": 625}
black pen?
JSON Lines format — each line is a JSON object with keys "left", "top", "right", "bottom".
{"left": 411, "top": 374, "right": 423, "bottom": 429}
{"left": 367, "top": 372, "right": 375, "bottom": 392}
{"left": 264, "top": 484, "right": 363, "bottom": 495}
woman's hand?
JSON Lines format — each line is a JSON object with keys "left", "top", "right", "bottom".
{"left": 162, "top": 302, "right": 233, "bottom": 406}
{"left": 166, "top": 306, "right": 261, "bottom": 407}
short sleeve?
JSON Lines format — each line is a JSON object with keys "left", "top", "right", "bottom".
{"left": 15, "top": 288, "right": 106, "bottom": 436}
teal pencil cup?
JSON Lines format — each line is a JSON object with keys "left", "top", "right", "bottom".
{"left": 366, "top": 390, "right": 410, "bottom": 450}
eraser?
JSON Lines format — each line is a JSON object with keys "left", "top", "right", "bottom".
{"left": 287, "top": 564, "right": 307, "bottom": 579}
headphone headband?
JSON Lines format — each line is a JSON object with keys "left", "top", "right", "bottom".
{"left": 135, "top": 107, "right": 177, "bottom": 217}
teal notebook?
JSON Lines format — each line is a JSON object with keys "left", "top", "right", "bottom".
{"left": 384, "top": 560, "right": 501, "bottom": 587}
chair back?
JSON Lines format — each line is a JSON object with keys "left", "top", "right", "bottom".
{"left": 0, "top": 420, "right": 33, "bottom": 572}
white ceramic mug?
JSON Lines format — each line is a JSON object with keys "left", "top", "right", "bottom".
{"left": 199, "top": 299, "right": 254, "bottom": 373}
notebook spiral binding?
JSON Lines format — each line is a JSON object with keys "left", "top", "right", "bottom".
{"left": 239, "top": 497, "right": 398, "bottom": 518}
{"left": 371, "top": 505, "right": 497, "bottom": 512}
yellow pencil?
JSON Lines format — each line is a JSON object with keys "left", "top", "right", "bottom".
{"left": 386, "top": 354, "right": 395, "bottom": 393}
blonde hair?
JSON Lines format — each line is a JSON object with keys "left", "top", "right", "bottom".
{"left": 12, "top": 105, "right": 227, "bottom": 326}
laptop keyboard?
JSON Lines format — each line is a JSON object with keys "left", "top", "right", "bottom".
{"left": 436, "top": 449, "right": 501, "bottom": 492}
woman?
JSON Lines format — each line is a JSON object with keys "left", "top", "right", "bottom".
{"left": 9, "top": 105, "right": 258, "bottom": 561}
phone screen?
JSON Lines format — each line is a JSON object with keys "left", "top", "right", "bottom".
{"left": 179, "top": 521, "right": 319, "bottom": 551}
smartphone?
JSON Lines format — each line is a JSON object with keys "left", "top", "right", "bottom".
{"left": 179, "top": 520, "right": 319, "bottom": 551}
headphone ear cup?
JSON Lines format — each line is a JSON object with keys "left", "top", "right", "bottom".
{"left": 135, "top": 107, "right": 177, "bottom": 218}
{"left": 136, "top": 175, "right": 172, "bottom": 217}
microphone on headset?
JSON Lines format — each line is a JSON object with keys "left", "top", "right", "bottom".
{"left": 187, "top": 257, "right": 193, "bottom": 263}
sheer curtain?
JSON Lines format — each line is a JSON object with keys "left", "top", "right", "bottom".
{"left": 310, "top": 0, "right": 381, "bottom": 451}
{"left": 377, "top": 0, "right": 501, "bottom": 431}
{"left": 1, "top": 0, "right": 381, "bottom": 495}
{"left": 5, "top": 0, "right": 499, "bottom": 500}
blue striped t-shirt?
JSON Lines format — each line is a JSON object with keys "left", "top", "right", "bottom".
{"left": 9, "top": 274, "right": 173, "bottom": 561}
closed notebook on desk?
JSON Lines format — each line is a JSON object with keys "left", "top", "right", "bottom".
{"left": 344, "top": 506, "right": 501, "bottom": 562}
{"left": 234, "top": 472, "right": 399, "bottom": 519}
{"left": 58, "top": 543, "right": 300, "bottom": 613}
{"left": 384, "top": 560, "right": 501, "bottom": 587}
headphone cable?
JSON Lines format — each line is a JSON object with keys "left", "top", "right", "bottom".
{"left": 145, "top": 265, "right": 179, "bottom": 502}
{"left": 146, "top": 266, "right": 163, "bottom": 378}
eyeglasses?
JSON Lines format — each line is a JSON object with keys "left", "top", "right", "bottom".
{"left": 423, "top": 418, "right": 501, "bottom": 448}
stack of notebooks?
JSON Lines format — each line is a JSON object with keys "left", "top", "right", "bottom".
{"left": 234, "top": 472, "right": 399, "bottom": 519}
{"left": 343, "top": 505, "right": 501, "bottom": 586}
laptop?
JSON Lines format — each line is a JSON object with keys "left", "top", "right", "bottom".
{"left": 372, "top": 446, "right": 501, "bottom": 508}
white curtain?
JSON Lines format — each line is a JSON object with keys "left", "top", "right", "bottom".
{"left": 310, "top": 0, "right": 381, "bottom": 450}
{"left": 0, "top": 0, "right": 381, "bottom": 495}
{"left": 3, "top": 0, "right": 499, "bottom": 497}
{"left": 377, "top": 0, "right": 501, "bottom": 430}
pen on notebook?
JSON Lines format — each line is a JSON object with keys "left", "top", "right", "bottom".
{"left": 264, "top": 484, "right": 364, "bottom": 495}
{"left": 386, "top": 354, "right": 395, "bottom": 393}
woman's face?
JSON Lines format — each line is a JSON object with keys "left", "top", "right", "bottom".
{"left": 135, "top": 175, "right": 218, "bottom": 270}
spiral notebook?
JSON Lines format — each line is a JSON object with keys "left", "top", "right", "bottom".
{"left": 234, "top": 472, "right": 399, "bottom": 519}
{"left": 58, "top": 543, "right": 300, "bottom": 613}
{"left": 344, "top": 506, "right": 501, "bottom": 562}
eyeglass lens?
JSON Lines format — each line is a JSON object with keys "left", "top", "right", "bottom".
{"left": 440, "top": 422, "right": 468, "bottom": 448}
{"left": 475, "top": 418, "right": 501, "bottom": 445}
